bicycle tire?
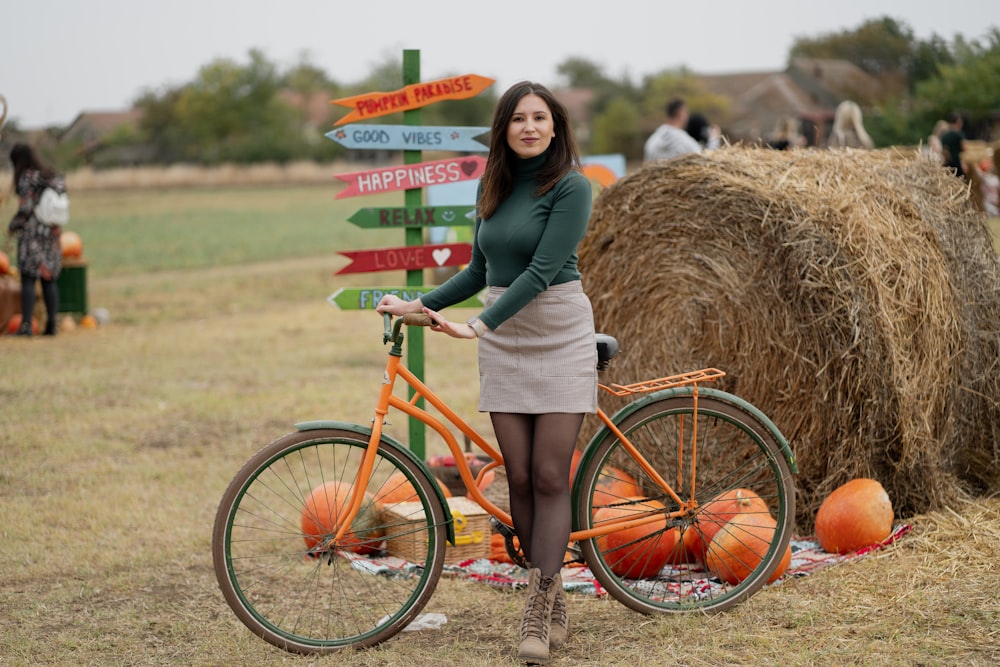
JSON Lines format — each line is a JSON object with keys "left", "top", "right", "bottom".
{"left": 575, "top": 390, "right": 795, "bottom": 614}
{"left": 212, "top": 428, "right": 449, "bottom": 653}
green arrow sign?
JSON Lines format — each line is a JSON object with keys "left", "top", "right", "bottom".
{"left": 329, "top": 287, "right": 484, "bottom": 311}
{"left": 348, "top": 205, "right": 476, "bottom": 229}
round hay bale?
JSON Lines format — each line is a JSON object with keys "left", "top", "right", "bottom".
{"left": 580, "top": 147, "right": 1000, "bottom": 530}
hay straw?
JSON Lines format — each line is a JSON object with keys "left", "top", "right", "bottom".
{"left": 580, "top": 147, "right": 1000, "bottom": 529}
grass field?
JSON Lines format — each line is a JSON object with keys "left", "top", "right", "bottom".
{"left": 1, "top": 186, "right": 998, "bottom": 666}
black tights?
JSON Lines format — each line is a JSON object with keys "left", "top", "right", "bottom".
{"left": 491, "top": 412, "right": 585, "bottom": 577}
{"left": 20, "top": 274, "right": 59, "bottom": 335}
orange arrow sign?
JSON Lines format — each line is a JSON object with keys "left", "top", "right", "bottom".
{"left": 331, "top": 74, "right": 495, "bottom": 125}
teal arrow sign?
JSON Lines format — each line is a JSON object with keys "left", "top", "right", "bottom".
{"left": 348, "top": 205, "right": 476, "bottom": 229}
{"left": 329, "top": 287, "right": 484, "bottom": 311}
{"left": 326, "top": 124, "right": 489, "bottom": 152}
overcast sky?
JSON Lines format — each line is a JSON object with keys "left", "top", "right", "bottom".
{"left": 1, "top": 0, "right": 996, "bottom": 129}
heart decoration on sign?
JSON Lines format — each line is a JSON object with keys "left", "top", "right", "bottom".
{"left": 460, "top": 160, "right": 479, "bottom": 177}
{"left": 432, "top": 248, "right": 452, "bottom": 266}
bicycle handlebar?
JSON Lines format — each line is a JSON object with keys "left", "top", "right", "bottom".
{"left": 382, "top": 312, "right": 436, "bottom": 344}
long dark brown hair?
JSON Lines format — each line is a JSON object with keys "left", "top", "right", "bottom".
{"left": 478, "top": 81, "right": 581, "bottom": 220}
{"left": 10, "top": 143, "right": 56, "bottom": 184}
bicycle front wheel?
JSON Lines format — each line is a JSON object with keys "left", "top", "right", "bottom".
{"left": 576, "top": 390, "right": 795, "bottom": 614}
{"left": 212, "top": 428, "right": 449, "bottom": 654}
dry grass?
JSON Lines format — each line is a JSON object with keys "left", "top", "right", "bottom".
{"left": 1, "top": 186, "right": 998, "bottom": 665}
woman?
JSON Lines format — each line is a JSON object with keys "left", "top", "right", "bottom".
{"left": 828, "top": 100, "right": 874, "bottom": 149}
{"left": 376, "top": 81, "right": 595, "bottom": 664}
{"left": 7, "top": 143, "right": 65, "bottom": 336}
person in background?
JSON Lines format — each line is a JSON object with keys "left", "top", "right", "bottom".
{"left": 766, "top": 116, "right": 805, "bottom": 150}
{"left": 940, "top": 111, "right": 967, "bottom": 179}
{"left": 376, "top": 81, "right": 596, "bottom": 665}
{"left": 828, "top": 100, "right": 874, "bottom": 149}
{"left": 925, "top": 119, "right": 949, "bottom": 163}
{"left": 644, "top": 97, "right": 704, "bottom": 162}
{"left": 685, "top": 111, "right": 722, "bottom": 151}
{"left": 7, "top": 143, "right": 65, "bottom": 336}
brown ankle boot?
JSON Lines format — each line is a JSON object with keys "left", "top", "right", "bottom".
{"left": 518, "top": 568, "right": 558, "bottom": 664}
{"left": 548, "top": 582, "right": 568, "bottom": 649}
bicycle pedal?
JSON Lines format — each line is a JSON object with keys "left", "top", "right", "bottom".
{"left": 489, "top": 516, "right": 515, "bottom": 538}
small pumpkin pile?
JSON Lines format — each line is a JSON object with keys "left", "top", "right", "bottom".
{"left": 301, "top": 469, "right": 458, "bottom": 556}
{"left": 677, "top": 488, "right": 792, "bottom": 584}
{"left": 814, "top": 478, "right": 894, "bottom": 554}
{"left": 606, "top": 487, "right": 793, "bottom": 584}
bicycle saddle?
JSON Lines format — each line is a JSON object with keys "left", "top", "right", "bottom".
{"left": 596, "top": 333, "right": 619, "bottom": 371}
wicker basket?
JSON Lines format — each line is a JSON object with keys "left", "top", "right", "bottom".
{"left": 382, "top": 496, "right": 490, "bottom": 564}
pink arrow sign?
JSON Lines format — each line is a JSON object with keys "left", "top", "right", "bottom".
{"left": 335, "top": 243, "right": 473, "bottom": 275}
{"left": 335, "top": 156, "right": 486, "bottom": 199}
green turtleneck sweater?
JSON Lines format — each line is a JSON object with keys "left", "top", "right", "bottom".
{"left": 421, "top": 153, "right": 592, "bottom": 330}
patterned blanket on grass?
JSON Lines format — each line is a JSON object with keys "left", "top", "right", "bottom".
{"left": 346, "top": 524, "right": 912, "bottom": 596}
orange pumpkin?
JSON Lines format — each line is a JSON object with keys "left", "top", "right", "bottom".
{"left": 592, "top": 466, "right": 643, "bottom": 507}
{"left": 60, "top": 231, "right": 83, "bottom": 258}
{"left": 0, "top": 250, "right": 9, "bottom": 275}
{"left": 301, "top": 481, "right": 384, "bottom": 555}
{"left": 489, "top": 531, "right": 521, "bottom": 564}
{"left": 6, "top": 313, "right": 39, "bottom": 335}
{"left": 594, "top": 497, "right": 678, "bottom": 578}
{"left": 705, "top": 512, "right": 791, "bottom": 584}
{"left": 815, "top": 478, "right": 893, "bottom": 554}
{"left": 79, "top": 314, "right": 98, "bottom": 330}
{"left": 683, "top": 488, "right": 771, "bottom": 563}
{"left": 373, "top": 470, "right": 450, "bottom": 506}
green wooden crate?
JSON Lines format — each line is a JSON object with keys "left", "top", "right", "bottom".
{"left": 57, "top": 261, "right": 88, "bottom": 314}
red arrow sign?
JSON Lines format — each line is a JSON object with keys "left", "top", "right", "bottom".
{"left": 335, "top": 155, "right": 486, "bottom": 199}
{"left": 331, "top": 74, "right": 495, "bottom": 125}
{"left": 335, "top": 243, "right": 472, "bottom": 275}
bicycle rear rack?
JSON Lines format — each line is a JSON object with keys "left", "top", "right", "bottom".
{"left": 602, "top": 368, "right": 726, "bottom": 397}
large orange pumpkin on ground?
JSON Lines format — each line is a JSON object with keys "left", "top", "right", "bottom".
{"left": 814, "top": 478, "right": 893, "bottom": 554}
{"left": 705, "top": 512, "right": 791, "bottom": 584}
{"left": 373, "top": 470, "right": 451, "bottom": 506}
{"left": 682, "top": 488, "right": 772, "bottom": 563}
{"left": 591, "top": 466, "right": 643, "bottom": 508}
{"left": 60, "top": 231, "right": 83, "bottom": 258}
{"left": 301, "top": 481, "right": 384, "bottom": 555}
{"left": 593, "top": 497, "right": 680, "bottom": 579}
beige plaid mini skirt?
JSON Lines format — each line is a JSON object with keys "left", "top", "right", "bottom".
{"left": 477, "top": 280, "right": 598, "bottom": 414}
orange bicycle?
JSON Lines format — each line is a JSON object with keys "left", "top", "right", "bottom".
{"left": 212, "top": 314, "right": 797, "bottom": 654}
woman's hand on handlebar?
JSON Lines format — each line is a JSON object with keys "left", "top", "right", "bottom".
{"left": 375, "top": 295, "right": 422, "bottom": 316}
{"left": 420, "top": 307, "right": 477, "bottom": 340}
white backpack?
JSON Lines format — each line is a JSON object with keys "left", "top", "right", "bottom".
{"left": 36, "top": 187, "right": 70, "bottom": 226}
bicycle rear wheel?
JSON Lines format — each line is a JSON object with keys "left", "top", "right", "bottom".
{"left": 576, "top": 390, "right": 795, "bottom": 614}
{"left": 212, "top": 428, "right": 449, "bottom": 653}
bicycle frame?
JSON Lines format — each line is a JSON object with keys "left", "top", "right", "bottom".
{"left": 329, "top": 315, "right": 727, "bottom": 548}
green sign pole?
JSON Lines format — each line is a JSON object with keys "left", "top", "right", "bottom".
{"left": 403, "top": 49, "right": 426, "bottom": 460}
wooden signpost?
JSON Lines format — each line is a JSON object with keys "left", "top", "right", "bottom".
{"left": 327, "top": 51, "right": 494, "bottom": 458}
{"left": 326, "top": 124, "right": 489, "bottom": 152}
{"left": 330, "top": 74, "right": 494, "bottom": 125}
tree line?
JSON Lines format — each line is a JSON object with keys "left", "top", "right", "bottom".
{"left": 25, "top": 17, "right": 1000, "bottom": 168}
